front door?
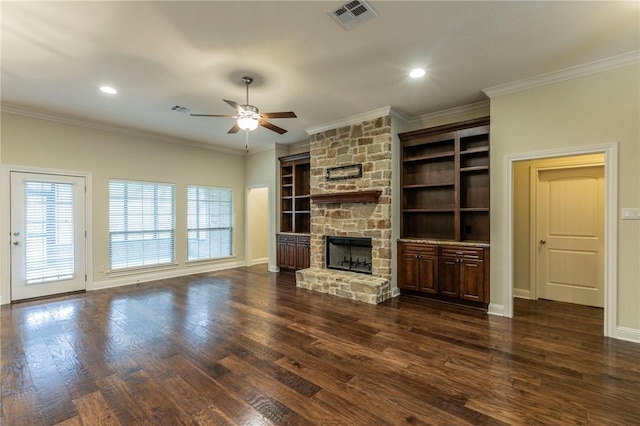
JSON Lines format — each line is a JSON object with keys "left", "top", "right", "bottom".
{"left": 536, "top": 166, "right": 604, "bottom": 307}
{"left": 10, "top": 172, "right": 87, "bottom": 301}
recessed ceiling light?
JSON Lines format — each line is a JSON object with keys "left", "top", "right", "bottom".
{"left": 99, "top": 86, "right": 118, "bottom": 95}
{"left": 409, "top": 68, "right": 426, "bottom": 79}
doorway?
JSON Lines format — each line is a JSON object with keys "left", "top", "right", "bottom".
{"left": 9, "top": 171, "right": 87, "bottom": 301}
{"left": 246, "top": 186, "right": 269, "bottom": 266}
{"left": 504, "top": 144, "right": 616, "bottom": 337}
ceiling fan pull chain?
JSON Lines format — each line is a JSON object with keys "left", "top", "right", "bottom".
{"left": 245, "top": 130, "right": 249, "bottom": 153}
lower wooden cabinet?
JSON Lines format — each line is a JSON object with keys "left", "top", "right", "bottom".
{"left": 398, "top": 241, "right": 489, "bottom": 306}
{"left": 398, "top": 243, "right": 438, "bottom": 294}
{"left": 277, "top": 234, "right": 310, "bottom": 271}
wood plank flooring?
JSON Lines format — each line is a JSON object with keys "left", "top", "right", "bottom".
{"left": 2, "top": 265, "right": 639, "bottom": 425}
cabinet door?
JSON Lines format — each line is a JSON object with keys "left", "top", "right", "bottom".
{"left": 400, "top": 252, "right": 420, "bottom": 290}
{"left": 438, "top": 257, "right": 459, "bottom": 298}
{"left": 459, "top": 259, "right": 484, "bottom": 302}
{"left": 285, "top": 243, "right": 296, "bottom": 269}
{"left": 418, "top": 256, "right": 438, "bottom": 294}
{"left": 296, "top": 239, "right": 310, "bottom": 270}
{"left": 277, "top": 235, "right": 297, "bottom": 270}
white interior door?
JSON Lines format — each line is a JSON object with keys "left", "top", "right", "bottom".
{"left": 536, "top": 166, "right": 604, "bottom": 307}
{"left": 10, "top": 172, "right": 86, "bottom": 301}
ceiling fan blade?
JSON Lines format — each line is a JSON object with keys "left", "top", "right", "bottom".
{"left": 260, "top": 111, "right": 297, "bottom": 119}
{"left": 190, "top": 113, "right": 236, "bottom": 118}
{"left": 224, "top": 99, "right": 245, "bottom": 113}
{"left": 228, "top": 123, "right": 241, "bottom": 134}
{"left": 259, "top": 120, "right": 287, "bottom": 135}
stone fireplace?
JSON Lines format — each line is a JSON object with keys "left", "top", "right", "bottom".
{"left": 296, "top": 115, "right": 393, "bottom": 304}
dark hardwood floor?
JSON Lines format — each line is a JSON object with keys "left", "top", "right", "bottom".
{"left": 2, "top": 265, "right": 639, "bottom": 425}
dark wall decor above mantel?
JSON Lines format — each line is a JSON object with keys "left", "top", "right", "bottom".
{"left": 325, "top": 164, "right": 363, "bottom": 181}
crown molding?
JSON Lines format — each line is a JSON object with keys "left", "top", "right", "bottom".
{"left": 304, "top": 102, "right": 490, "bottom": 135}
{"left": 408, "top": 101, "right": 490, "bottom": 125}
{"left": 289, "top": 139, "right": 311, "bottom": 150}
{"left": 0, "top": 103, "right": 244, "bottom": 156}
{"left": 483, "top": 51, "right": 640, "bottom": 98}
{"left": 305, "top": 106, "right": 405, "bottom": 135}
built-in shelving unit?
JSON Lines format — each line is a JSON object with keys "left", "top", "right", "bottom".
{"left": 398, "top": 117, "right": 490, "bottom": 308}
{"left": 399, "top": 117, "right": 490, "bottom": 242}
{"left": 278, "top": 152, "right": 310, "bottom": 271}
{"left": 279, "top": 152, "right": 310, "bottom": 234}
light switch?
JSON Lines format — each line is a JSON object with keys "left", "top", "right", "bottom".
{"left": 622, "top": 208, "right": 640, "bottom": 220}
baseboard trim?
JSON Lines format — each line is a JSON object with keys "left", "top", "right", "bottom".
{"left": 249, "top": 257, "right": 268, "bottom": 266}
{"left": 268, "top": 264, "right": 279, "bottom": 273}
{"left": 614, "top": 326, "right": 640, "bottom": 344}
{"left": 487, "top": 303, "right": 505, "bottom": 316}
{"left": 91, "top": 260, "right": 245, "bottom": 291}
{"left": 513, "top": 288, "right": 531, "bottom": 299}
{"left": 391, "top": 287, "right": 401, "bottom": 298}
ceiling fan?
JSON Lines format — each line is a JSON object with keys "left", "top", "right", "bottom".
{"left": 190, "top": 76, "right": 297, "bottom": 134}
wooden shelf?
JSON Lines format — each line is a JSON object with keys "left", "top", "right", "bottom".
{"left": 460, "top": 208, "right": 490, "bottom": 212}
{"left": 460, "top": 166, "right": 489, "bottom": 173}
{"left": 403, "top": 183, "right": 455, "bottom": 189}
{"left": 461, "top": 147, "right": 489, "bottom": 155}
{"left": 404, "top": 209, "right": 455, "bottom": 213}
{"left": 403, "top": 151, "right": 455, "bottom": 163}
{"left": 310, "top": 190, "right": 382, "bottom": 204}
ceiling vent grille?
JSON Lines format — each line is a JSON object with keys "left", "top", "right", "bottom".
{"left": 171, "top": 105, "right": 191, "bottom": 113}
{"left": 329, "top": 0, "right": 377, "bottom": 30}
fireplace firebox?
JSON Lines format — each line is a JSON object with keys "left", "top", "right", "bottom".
{"left": 325, "top": 236, "right": 372, "bottom": 275}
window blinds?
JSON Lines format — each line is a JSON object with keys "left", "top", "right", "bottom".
{"left": 24, "top": 181, "right": 75, "bottom": 284}
{"left": 109, "top": 180, "right": 175, "bottom": 270}
{"left": 187, "top": 185, "right": 233, "bottom": 261}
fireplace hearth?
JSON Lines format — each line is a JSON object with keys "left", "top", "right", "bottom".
{"left": 326, "top": 236, "right": 372, "bottom": 275}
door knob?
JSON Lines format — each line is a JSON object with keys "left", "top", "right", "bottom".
{"left": 539, "top": 239, "right": 546, "bottom": 244}
{"left": 13, "top": 241, "right": 19, "bottom": 245}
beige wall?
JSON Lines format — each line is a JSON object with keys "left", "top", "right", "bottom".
{"left": 1, "top": 112, "right": 246, "bottom": 301}
{"left": 513, "top": 154, "right": 604, "bottom": 296}
{"left": 490, "top": 64, "right": 640, "bottom": 330}
{"left": 247, "top": 187, "right": 269, "bottom": 263}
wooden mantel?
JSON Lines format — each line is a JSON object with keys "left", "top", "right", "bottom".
{"left": 310, "top": 190, "right": 382, "bottom": 204}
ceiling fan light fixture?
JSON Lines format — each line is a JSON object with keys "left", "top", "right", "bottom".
{"left": 237, "top": 116, "right": 259, "bottom": 131}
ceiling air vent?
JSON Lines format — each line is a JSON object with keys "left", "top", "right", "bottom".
{"left": 329, "top": 0, "right": 377, "bottom": 30}
{"left": 171, "top": 105, "right": 191, "bottom": 113}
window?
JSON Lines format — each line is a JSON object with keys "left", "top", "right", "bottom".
{"left": 109, "top": 180, "right": 175, "bottom": 271}
{"left": 187, "top": 185, "right": 233, "bottom": 261}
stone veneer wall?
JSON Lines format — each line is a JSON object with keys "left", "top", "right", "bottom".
{"left": 296, "top": 115, "right": 393, "bottom": 303}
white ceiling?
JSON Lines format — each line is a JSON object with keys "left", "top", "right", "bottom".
{"left": 2, "top": 1, "right": 638, "bottom": 153}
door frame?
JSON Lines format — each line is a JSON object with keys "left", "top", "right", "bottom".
{"left": 529, "top": 162, "right": 605, "bottom": 302}
{"left": 502, "top": 143, "right": 617, "bottom": 337}
{"left": 1, "top": 165, "right": 93, "bottom": 304}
